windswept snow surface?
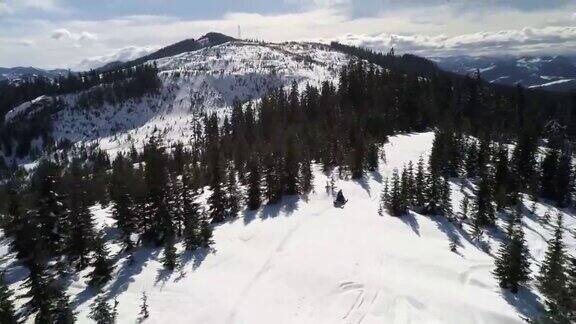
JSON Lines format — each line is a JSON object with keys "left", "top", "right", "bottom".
{"left": 3, "top": 132, "right": 575, "bottom": 323}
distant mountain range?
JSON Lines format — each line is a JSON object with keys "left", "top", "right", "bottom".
{"left": 434, "top": 55, "right": 576, "bottom": 92}
{"left": 0, "top": 32, "right": 237, "bottom": 83}
{"left": 0, "top": 66, "right": 69, "bottom": 83}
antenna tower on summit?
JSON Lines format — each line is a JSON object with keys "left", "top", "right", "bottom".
{"left": 238, "top": 25, "right": 241, "bottom": 39}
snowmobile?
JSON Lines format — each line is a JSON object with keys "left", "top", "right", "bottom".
{"left": 333, "top": 189, "right": 348, "bottom": 208}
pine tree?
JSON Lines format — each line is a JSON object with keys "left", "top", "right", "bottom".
{"left": 440, "top": 177, "right": 452, "bottom": 218}
{"left": 493, "top": 145, "right": 510, "bottom": 210}
{"left": 0, "top": 272, "right": 18, "bottom": 324}
{"left": 67, "top": 177, "right": 97, "bottom": 270}
{"left": 225, "top": 165, "right": 242, "bottom": 218}
{"left": 554, "top": 151, "right": 573, "bottom": 207}
{"left": 424, "top": 172, "right": 442, "bottom": 215}
{"left": 36, "top": 174, "right": 68, "bottom": 255}
{"left": 299, "top": 157, "right": 314, "bottom": 194}
{"left": 459, "top": 194, "right": 470, "bottom": 219}
{"left": 88, "top": 234, "right": 114, "bottom": 288}
{"left": 246, "top": 156, "right": 262, "bottom": 210}
{"left": 22, "top": 261, "right": 75, "bottom": 323}
{"left": 465, "top": 141, "right": 479, "bottom": 178}
{"left": 566, "top": 253, "right": 576, "bottom": 320}
{"left": 472, "top": 168, "right": 495, "bottom": 227}
{"left": 366, "top": 143, "right": 379, "bottom": 172}
{"left": 540, "top": 149, "right": 559, "bottom": 201}
{"left": 493, "top": 209, "right": 531, "bottom": 293}
{"left": 283, "top": 136, "right": 300, "bottom": 194}
{"left": 378, "top": 180, "right": 389, "bottom": 216}
{"left": 182, "top": 172, "right": 201, "bottom": 250}
{"left": 52, "top": 291, "right": 76, "bottom": 324}
{"left": 89, "top": 294, "right": 118, "bottom": 324}
{"left": 538, "top": 213, "right": 568, "bottom": 304}
{"left": 162, "top": 232, "right": 177, "bottom": 270}
{"left": 138, "top": 292, "right": 150, "bottom": 321}
{"left": 142, "top": 137, "right": 171, "bottom": 243}
{"left": 414, "top": 155, "right": 426, "bottom": 207}
{"left": 207, "top": 149, "right": 227, "bottom": 223}
{"left": 199, "top": 211, "right": 213, "bottom": 248}
{"left": 263, "top": 151, "right": 282, "bottom": 204}
{"left": 110, "top": 154, "right": 137, "bottom": 251}
{"left": 386, "top": 169, "right": 406, "bottom": 216}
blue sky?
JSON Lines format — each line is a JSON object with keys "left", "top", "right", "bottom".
{"left": 1, "top": 0, "right": 576, "bottom": 69}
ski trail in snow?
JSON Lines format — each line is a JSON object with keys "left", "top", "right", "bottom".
{"left": 226, "top": 205, "right": 332, "bottom": 323}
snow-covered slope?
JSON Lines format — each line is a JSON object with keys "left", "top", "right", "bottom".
{"left": 3, "top": 132, "right": 573, "bottom": 323}
{"left": 4, "top": 41, "right": 349, "bottom": 159}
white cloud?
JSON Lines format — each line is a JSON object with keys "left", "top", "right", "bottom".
{"left": 51, "top": 28, "right": 97, "bottom": 41}
{"left": 2, "top": 3, "right": 576, "bottom": 68}
{"left": 332, "top": 26, "right": 576, "bottom": 57}
{"left": 76, "top": 45, "right": 161, "bottom": 70}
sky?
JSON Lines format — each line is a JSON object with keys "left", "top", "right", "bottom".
{"left": 1, "top": 0, "right": 576, "bottom": 70}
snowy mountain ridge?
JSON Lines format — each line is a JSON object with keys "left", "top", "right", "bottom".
{"left": 4, "top": 40, "right": 350, "bottom": 162}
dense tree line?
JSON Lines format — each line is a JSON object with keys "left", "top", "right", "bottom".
{"left": 0, "top": 63, "right": 161, "bottom": 160}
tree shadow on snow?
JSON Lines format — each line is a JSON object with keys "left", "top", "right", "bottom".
{"left": 106, "top": 247, "right": 160, "bottom": 300}
{"left": 352, "top": 176, "right": 372, "bottom": 197}
{"left": 398, "top": 211, "right": 420, "bottom": 237}
{"left": 243, "top": 195, "right": 300, "bottom": 225}
{"left": 501, "top": 286, "right": 543, "bottom": 322}
{"left": 175, "top": 246, "right": 214, "bottom": 283}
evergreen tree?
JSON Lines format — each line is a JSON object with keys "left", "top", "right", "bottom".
{"left": 263, "top": 151, "right": 282, "bottom": 204}
{"left": 225, "top": 165, "right": 242, "bottom": 218}
{"left": 36, "top": 174, "right": 68, "bottom": 255}
{"left": 459, "top": 194, "right": 470, "bottom": 219}
{"left": 162, "top": 232, "right": 177, "bottom": 270}
{"left": 366, "top": 143, "right": 379, "bottom": 172}
{"left": 414, "top": 156, "right": 426, "bottom": 207}
{"left": 378, "top": 180, "right": 389, "bottom": 216}
{"left": 472, "top": 168, "right": 495, "bottom": 227}
{"left": 207, "top": 145, "right": 227, "bottom": 223}
{"left": 88, "top": 234, "right": 114, "bottom": 288}
{"left": 0, "top": 272, "right": 18, "bottom": 324}
{"left": 493, "top": 210, "right": 531, "bottom": 293}
{"left": 283, "top": 137, "right": 300, "bottom": 194}
{"left": 423, "top": 172, "right": 442, "bottom": 215}
{"left": 493, "top": 145, "right": 510, "bottom": 210}
{"left": 540, "top": 149, "right": 559, "bottom": 201}
{"left": 142, "top": 137, "right": 171, "bottom": 243}
{"left": 22, "top": 261, "right": 75, "bottom": 323}
{"left": 246, "top": 156, "right": 262, "bottom": 210}
{"left": 66, "top": 172, "right": 97, "bottom": 270}
{"left": 538, "top": 213, "right": 568, "bottom": 305}
{"left": 109, "top": 154, "right": 137, "bottom": 250}
{"left": 440, "top": 177, "right": 452, "bottom": 218}
{"left": 181, "top": 172, "right": 201, "bottom": 250}
{"left": 299, "top": 157, "right": 314, "bottom": 194}
{"left": 89, "top": 294, "right": 118, "bottom": 324}
{"left": 554, "top": 151, "right": 573, "bottom": 207}
{"left": 138, "top": 292, "right": 150, "bottom": 321}
{"left": 386, "top": 169, "right": 406, "bottom": 216}
{"left": 566, "top": 253, "right": 576, "bottom": 320}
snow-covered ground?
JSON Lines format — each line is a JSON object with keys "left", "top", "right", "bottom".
{"left": 3, "top": 131, "right": 574, "bottom": 323}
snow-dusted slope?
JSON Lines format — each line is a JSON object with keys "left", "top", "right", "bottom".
{"left": 3, "top": 132, "right": 573, "bottom": 323}
{"left": 6, "top": 41, "right": 349, "bottom": 159}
